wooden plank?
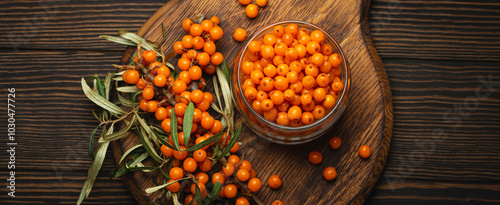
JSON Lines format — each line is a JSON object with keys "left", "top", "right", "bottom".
{"left": 369, "top": 0, "right": 500, "bottom": 61}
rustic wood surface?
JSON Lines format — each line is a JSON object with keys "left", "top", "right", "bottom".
{"left": 0, "top": 0, "right": 499, "bottom": 204}
{"left": 112, "top": 0, "right": 392, "bottom": 204}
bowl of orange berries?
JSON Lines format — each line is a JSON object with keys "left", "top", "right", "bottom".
{"left": 232, "top": 21, "right": 350, "bottom": 144}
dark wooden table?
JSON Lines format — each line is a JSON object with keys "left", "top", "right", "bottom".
{"left": 1, "top": 0, "right": 499, "bottom": 204}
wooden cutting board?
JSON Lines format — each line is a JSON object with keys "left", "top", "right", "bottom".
{"left": 111, "top": 0, "right": 393, "bottom": 204}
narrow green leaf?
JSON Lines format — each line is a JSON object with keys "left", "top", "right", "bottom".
{"left": 170, "top": 107, "right": 180, "bottom": 151}
{"left": 87, "top": 75, "right": 105, "bottom": 98}
{"left": 183, "top": 102, "right": 194, "bottom": 147}
{"left": 99, "top": 115, "right": 135, "bottom": 143}
{"left": 216, "top": 123, "right": 242, "bottom": 160}
{"left": 220, "top": 60, "right": 230, "bottom": 82}
{"left": 127, "top": 152, "right": 148, "bottom": 168}
{"left": 209, "top": 181, "right": 222, "bottom": 199}
{"left": 186, "top": 132, "right": 223, "bottom": 152}
{"left": 128, "top": 166, "right": 158, "bottom": 171}
{"left": 81, "top": 78, "right": 126, "bottom": 115}
{"left": 212, "top": 75, "right": 223, "bottom": 112}
{"left": 117, "top": 90, "right": 134, "bottom": 108}
{"left": 194, "top": 183, "right": 203, "bottom": 205}
{"left": 145, "top": 177, "right": 188, "bottom": 194}
{"left": 104, "top": 72, "right": 112, "bottom": 100}
{"left": 131, "top": 90, "right": 142, "bottom": 103}
{"left": 117, "top": 86, "right": 140, "bottom": 93}
{"left": 118, "top": 144, "right": 143, "bottom": 165}
{"left": 155, "top": 131, "right": 177, "bottom": 150}
{"left": 99, "top": 35, "right": 136, "bottom": 46}
{"left": 118, "top": 30, "right": 162, "bottom": 57}
{"left": 137, "top": 126, "right": 163, "bottom": 163}
{"left": 88, "top": 125, "right": 101, "bottom": 160}
{"left": 113, "top": 160, "right": 133, "bottom": 178}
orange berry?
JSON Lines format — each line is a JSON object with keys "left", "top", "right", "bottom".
{"left": 329, "top": 136, "right": 341, "bottom": 150}
{"left": 273, "top": 25, "right": 285, "bottom": 38}
{"left": 198, "top": 158, "right": 212, "bottom": 172}
{"left": 285, "top": 48, "right": 298, "bottom": 61}
{"left": 193, "top": 149, "right": 207, "bottom": 162}
{"left": 172, "top": 80, "right": 187, "bottom": 94}
{"left": 308, "top": 151, "right": 322, "bottom": 165}
{"left": 272, "top": 200, "right": 284, "bottom": 205}
{"left": 224, "top": 184, "right": 238, "bottom": 199}
{"left": 142, "top": 50, "right": 157, "bottom": 63}
{"left": 241, "top": 61, "right": 255, "bottom": 75}
{"left": 248, "top": 178, "right": 262, "bottom": 192}
{"left": 210, "top": 120, "right": 223, "bottom": 134}
{"left": 301, "top": 112, "right": 314, "bottom": 125}
{"left": 124, "top": 69, "right": 140, "bottom": 84}
{"left": 154, "top": 74, "right": 167, "bottom": 87}
{"left": 166, "top": 179, "right": 181, "bottom": 192}
{"left": 310, "top": 30, "right": 325, "bottom": 43}
{"left": 245, "top": 4, "right": 259, "bottom": 18}
{"left": 209, "top": 26, "right": 224, "bottom": 40}
{"left": 183, "top": 157, "right": 198, "bottom": 172}
{"left": 329, "top": 53, "right": 342, "bottom": 67}
{"left": 210, "top": 16, "right": 220, "bottom": 25}
{"left": 234, "top": 28, "right": 247, "bottom": 42}
{"left": 181, "top": 35, "right": 193, "bottom": 49}
{"left": 331, "top": 80, "right": 344, "bottom": 92}
{"left": 190, "top": 183, "right": 207, "bottom": 198}
{"left": 230, "top": 142, "right": 240, "bottom": 153}
{"left": 268, "top": 175, "right": 282, "bottom": 189}
{"left": 287, "top": 105, "right": 302, "bottom": 121}
{"left": 173, "top": 146, "right": 188, "bottom": 160}
{"left": 160, "top": 144, "right": 173, "bottom": 157}
{"left": 237, "top": 169, "right": 250, "bottom": 182}
{"left": 306, "top": 41, "right": 321, "bottom": 54}
{"left": 212, "top": 172, "right": 225, "bottom": 185}
{"left": 270, "top": 90, "right": 285, "bottom": 105}
{"left": 260, "top": 99, "right": 274, "bottom": 112}
{"left": 321, "top": 43, "right": 334, "bottom": 56}
{"left": 323, "top": 167, "right": 337, "bottom": 181}
{"left": 211, "top": 52, "right": 224, "bottom": 65}
{"left": 200, "top": 115, "right": 215, "bottom": 130}
{"left": 189, "top": 66, "right": 202, "bottom": 80}
{"left": 169, "top": 167, "right": 184, "bottom": 180}
{"left": 285, "top": 24, "right": 299, "bottom": 36}
{"left": 236, "top": 197, "right": 250, "bottom": 205}
{"left": 312, "top": 105, "right": 326, "bottom": 119}
{"left": 276, "top": 112, "right": 290, "bottom": 126}
{"left": 323, "top": 95, "right": 336, "bottom": 108}
{"left": 142, "top": 87, "right": 155, "bottom": 100}
{"left": 182, "top": 18, "right": 193, "bottom": 31}
{"left": 228, "top": 155, "right": 241, "bottom": 165}
{"left": 161, "top": 118, "right": 171, "bottom": 133}
{"left": 155, "top": 106, "right": 168, "bottom": 121}
{"left": 190, "top": 90, "right": 204, "bottom": 104}
{"left": 248, "top": 40, "right": 261, "bottom": 53}
{"left": 195, "top": 172, "right": 209, "bottom": 184}
{"left": 261, "top": 45, "right": 275, "bottom": 60}
{"left": 223, "top": 163, "right": 235, "bottom": 176}
{"left": 173, "top": 41, "right": 185, "bottom": 54}
{"left": 189, "top": 24, "right": 203, "bottom": 36}
{"left": 302, "top": 75, "right": 316, "bottom": 89}
{"left": 174, "top": 102, "right": 187, "bottom": 117}
{"left": 238, "top": 160, "right": 252, "bottom": 171}
{"left": 201, "top": 19, "right": 214, "bottom": 33}
{"left": 359, "top": 145, "right": 371, "bottom": 158}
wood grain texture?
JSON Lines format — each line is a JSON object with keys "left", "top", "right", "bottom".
{"left": 112, "top": 0, "right": 392, "bottom": 204}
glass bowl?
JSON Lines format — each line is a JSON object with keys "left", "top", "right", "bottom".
{"left": 231, "top": 21, "right": 350, "bottom": 144}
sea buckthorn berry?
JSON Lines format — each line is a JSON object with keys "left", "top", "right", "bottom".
{"left": 277, "top": 64, "right": 289, "bottom": 76}
{"left": 323, "top": 95, "right": 336, "bottom": 108}
{"left": 302, "top": 100, "right": 315, "bottom": 112}
{"left": 211, "top": 52, "right": 224, "bottom": 65}
{"left": 295, "top": 44, "right": 307, "bottom": 58}
{"left": 248, "top": 178, "right": 262, "bottom": 192}
{"left": 142, "top": 87, "right": 155, "bottom": 100}
{"left": 238, "top": 0, "right": 251, "bottom": 5}
{"left": 281, "top": 33, "right": 294, "bottom": 46}
{"left": 287, "top": 105, "right": 302, "bottom": 121}
{"left": 224, "top": 184, "right": 238, "bottom": 199}
{"left": 316, "top": 73, "right": 330, "bottom": 87}
{"left": 256, "top": 90, "right": 268, "bottom": 102}
{"left": 166, "top": 179, "right": 180, "bottom": 193}
{"left": 203, "top": 41, "right": 216, "bottom": 55}
{"left": 160, "top": 144, "right": 173, "bottom": 157}
{"left": 228, "top": 155, "right": 240, "bottom": 165}
{"left": 244, "top": 87, "right": 258, "bottom": 101}
{"left": 256, "top": 0, "right": 268, "bottom": 7}
{"left": 284, "top": 89, "right": 296, "bottom": 101}
{"left": 196, "top": 52, "right": 210, "bottom": 66}
{"left": 189, "top": 24, "right": 203, "bottom": 36}
{"left": 237, "top": 169, "right": 250, "bottom": 182}
{"left": 142, "top": 50, "right": 157, "bottom": 63}
{"left": 300, "top": 94, "right": 312, "bottom": 106}
{"left": 179, "top": 71, "right": 192, "bottom": 84}
{"left": 305, "top": 64, "right": 319, "bottom": 78}
{"left": 183, "top": 158, "right": 197, "bottom": 172}
{"left": 323, "top": 167, "right": 337, "bottom": 181}
{"left": 263, "top": 107, "right": 278, "bottom": 121}
{"left": 290, "top": 81, "right": 303, "bottom": 94}
{"left": 223, "top": 163, "right": 235, "bottom": 176}
{"left": 261, "top": 99, "right": 274, "bottom": 112}
{"left": 285, "top": 24, "right": 298, "bottom": 36}
{"left": 246, "top": 4, "right": 259, "bottom": 18}
{"left": 203, "top": 92, "right": 214, "bottom": 103}
{"left": 261, "top": 45, "right": 275, "bottom": 60}
{"left": 209, "top": 26, "right": 224, "bottom": 40}
{"left": 190, "top": 183, "right": 207, "bottom": 198}
{"left": 195, "top": 172, "right": 209, "bottom": 185}
{"left": 329, "top": 136, "right": 342, "bottom": 150}
{"left": 192, "top": 36, "right": 205, "bottom": 50}
{"left": 310, "top": 30, "right": 325, "bottom": 43}
{"left": 329, "top": 53, "right": 342, "bottom": 67}
{"left": 250, "top": 70, "right": 264, "bottom": 84}
{"left": 182, "top": 18, "right": 193, "bottom": 31}
{"left": 174, "top": 102, "right": 187, "bottom": 117}
{"left": 321, "top": 43, "right": 334, "bottom": 56}
{"left": 261, "top": 57, "right": 273, "bottom": 67}
{"left": 252, "top": 101, "right": 264, "bottom": 114}
{"left": 186, "top": 49, "right": 198, "bottom": 60}
{"left": 181, "top": 35, "right": 193, "bottom": 49}
{"left": 301, "top": 112, "right": 314, "bottom": 125}
{"left": 201, "top": 19, "right": 214, "bottom": 33}
{"left": 154, "top": 74, "right": 167, "bottom": 87}
{"left": 198, "top": 158, "right": 212, "bottom": 172}
{"left": 274, "top": 76, "right": 288, "bottom": 91}
{"left": 276, "top": 112, "right": 290, "bottom": 125}
{"left": 155, "top": 107, "right": 168, "bottom": 121}
{"left": 273, "top": 25, "right": 285, "bottom": 38}
{"left": 298, "top": 34, "right": 311, "bottom": 45}
{"left": 268, "top": 175, "right": 282, "bottom": 189}
{"left": 242, "top": 61, "right": 255, "bottom": 75}
{"left": 331, "top": 80, "right": 344, "bottom": 92}
{"left": 312, "top": 105, "right": 326, "bottom": 119}
{"left": 189, "top": 66, "right": 202, "bottom": 80}
{"left": 201, "top": 115, "right": 215, "bottom": 130}
{"left": 203, "top": 64, "right": 216, "bottom": 74}
{"left": 299, "top": 57, "right": 309, "bottom": 68}
{"left": 272, "top": 55, "right": 285, "bottom": 66}
{"left": 169, "top": 132, "right": 186, "bottom": 146}
{"left": 236, "top": 197, "right": 250, "bottom": 205}
{"left": 135, "top": 78, "right": 146, "bottom": 90}
{"left": 308, "top": 151, "right": 322, "bottom": 165}
{"left": 285, "top": 48, "right": 298, "bottom": 61}
{"left": 161, "top": 118, "right": 171, "bottom": 132}
{"left": 193, "top": 149, "right": 207, "bottom": 162}
{"left": 248, "top": 40, "right": 261, "bottom": 53}
{"left": 177, "top": 57, "right": 191, "bottom": 71}
{"left": 212, "top": 172, "right": 225, "bottom": 185}
{"left": 310, "top": 53, "right": 324, "bottom": 67}
{"left": 173, "top": 146, "right": 188, "bottom": 160}
{"left": 359, "top": 145, "right": 371, "bottom": 158}
{"left": 209, "top": 16, "right": 220, "bottom": 25}
{"left": 192, "top": 108, "right": 202, "bottom": 123}
{"left": 302, "top": 76, "right": 316, "bottom": 89}
{"left": 157, "top": 65, "right": 171, "bottom": 77}
{"left": 313, "top": 87, "right": 327, "bottom": 102}
{"left": 272, "top": 200, "right": 284, "bottom": 205}
{"left": 242, "top": 79, "right": 255, "bottom": 91}
{"left": 210, "top": 120, "right": 223, "bottom": 134}
{"left": 274, "top": 43, "right": 288, "bottom": 57}
{"left": 270, "top": 90, "right": 285, "bottom": 105}
{"left": 263, "top": 33, "right": 277, "bottom": 46}
{"left": 263, "top": 64, "right": 277, "bottom": 77}
{"left": 306, "top": 41, "right": 321, "bottom": 54}
{"left": 124, "top": 69, "right": 140, "bottom": 84}
{"left": 276, "top": 100, "right": 291, "bottom": 112}
{"left": 238, "top": 160, "right": 252, "bottom": 171}
{"left": 190, "top": 90, "right": 204, "bottom": 104}
{"left": 169, "top": 167, "right": 184, "bottom": 180}
{"left": 234, "top": 28, "right": 247, "bottom": 42}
